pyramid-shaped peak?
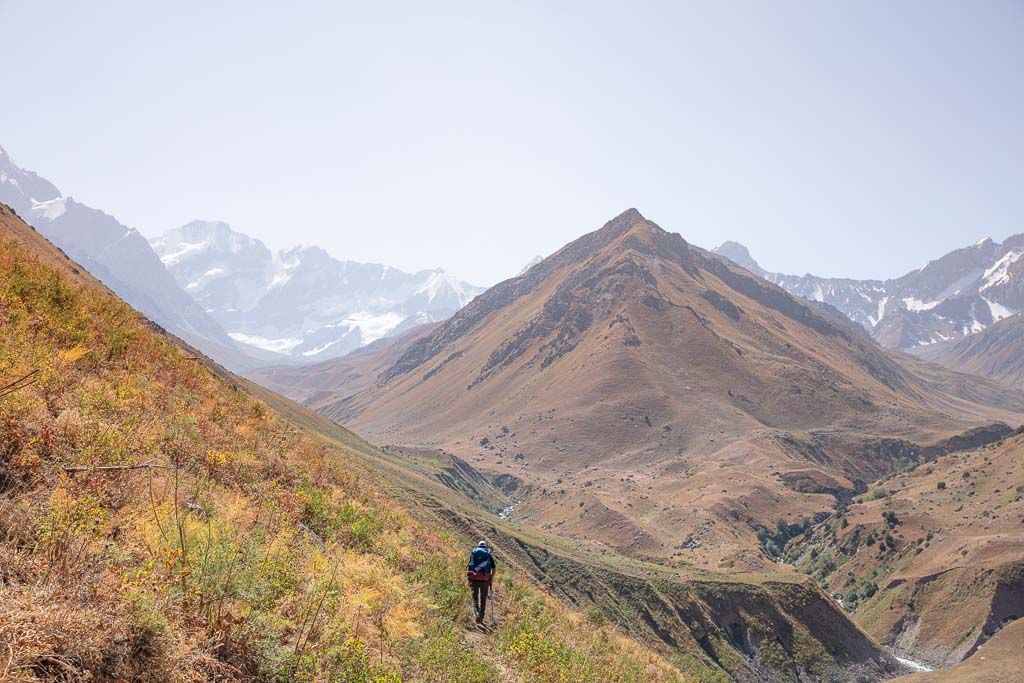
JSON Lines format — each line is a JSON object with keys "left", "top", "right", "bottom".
{"left": 614, "top": 207, "right": 645, "bottom": 223}
{"left": 532, "top": 209, "right": 684, "bottom": 277}
{"left": 601, "top": 208, "right": 655, "bottom": 233}
{"left": 590, "top": 208, "right": 674, "bottom": 246}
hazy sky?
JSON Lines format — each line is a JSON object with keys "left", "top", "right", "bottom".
{"left": 2, "top": 2, "right": 1022, "bottom": 286}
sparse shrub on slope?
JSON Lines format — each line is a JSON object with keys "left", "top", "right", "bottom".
{"left": 495, "top": 579, "right": 683, "bottom": 682}
{"left": 0, "top": 231, "right": 687, "bottom": 682}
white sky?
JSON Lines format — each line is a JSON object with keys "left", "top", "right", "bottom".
{"left": 1, "top": 1, "right": 1022, "bottom": 286}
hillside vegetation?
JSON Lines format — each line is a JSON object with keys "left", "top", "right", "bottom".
{"left": 0, "top": 206, "right": 687, "bottom": 682}
{"left": 788, "top": 430, "right": 1024, "bottom": 668}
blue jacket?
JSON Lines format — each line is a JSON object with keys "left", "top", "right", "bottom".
{"left": 469, "top": 546, "right": 495, "bottom": 573}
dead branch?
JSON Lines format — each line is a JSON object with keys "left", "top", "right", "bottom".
{"left": 62, "top": 460, "right": 175, "bottom": 474}
{"left": 0, "top": 369, "right": 40, "bottom": 398}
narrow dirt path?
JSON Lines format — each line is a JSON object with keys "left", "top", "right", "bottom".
{"left": 463, "top": 626, "right": 518, "bottom": 683}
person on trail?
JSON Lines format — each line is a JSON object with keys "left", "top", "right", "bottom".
{"left": 467, "top": 540, "right": 496, "bottom": 624}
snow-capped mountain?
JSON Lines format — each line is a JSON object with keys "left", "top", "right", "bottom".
{"left": 713, "top": 235, "right": 1024, "bottom": 349}
{"left": 150, "top": 221, "right": 485, "bottom": 362}
{"left": 0, "top": 145, "right": 242, "bottom": 364}
{"left": 150, "top": 220, "right": 275, "bottom": 315}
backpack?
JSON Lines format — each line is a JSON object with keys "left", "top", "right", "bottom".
{"left": 467, "top": 547, "right": 493, "bottom": 582}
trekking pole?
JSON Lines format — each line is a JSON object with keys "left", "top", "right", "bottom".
{"left": 489, "top": 582, "right": 498, "bottom": 628}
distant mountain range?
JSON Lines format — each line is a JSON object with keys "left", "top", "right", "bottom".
{"left": 0, "top": 144, "right": 482, "bottom": 369}
{"left": 713, "top": 236, "right": 1024, "bottom": 349}
{"left": 7, "top": 138, "right": 1023, "bottom": 377}
{"left": 150, "top": 220, "right": 484, "bottom": 362}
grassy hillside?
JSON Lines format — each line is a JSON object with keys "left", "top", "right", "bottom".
{"left": 788, "top": 428, "right": 1024, "bottom": 668}
{"left": 0, "top": 205, "right": 688, "bottom": 682}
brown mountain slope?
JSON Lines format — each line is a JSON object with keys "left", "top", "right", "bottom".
{"left": 258, "top": 209, "right": 1024, "bottom": 572}
{"left": 0, "top": 202, "right": 716, "bottom": 681}
{"left": 920, "top": 313, "right": 1024, "bottom": 390}
{"left": 793, "top": 430, "right": 1024, "bottom": 670}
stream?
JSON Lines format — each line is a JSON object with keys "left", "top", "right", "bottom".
{"left": 894, "top": 655, "right": 933, "bottom": 673}
{"left": 498, "top": 500, "right": 520, "bottom": 520}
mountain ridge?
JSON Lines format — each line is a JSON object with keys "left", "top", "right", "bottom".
{"left": 713, "top": 234, "right": 1024, "bottom": 350}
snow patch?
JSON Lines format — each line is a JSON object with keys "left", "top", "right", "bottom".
{"left": 902, "top": 297, "right": 940, "bottom": 312}
{"left": 29, "top": 197, "right": 67, "bottom": 221}
{"left": 228, "top": 332, "right": 303, "bottom": 353}
{"left": 868, "top": 296, "right": 889, "bottom": 326}
{"left": 981, "top": 250, "right": 1022, "bottom": 292}
{"left": 186, "top": 267, "right": 227, "bottom": 290}
{"left": 332, "top": 311, "right": 404, "bottom": 345}
{"left": 983, "top": 297, "right": 1016, "bottom": 322}
{"left": 415, "top": 269, "right": 477, "bottom": 307}
{"left": 268, "top": 271, "right": 292, "bottom": 288}
{"left": 158, "top": 241, "right": 209, "bottom": 266}
{"left": 517, "top": 255, "right": 544, "bottom": 276}
{"left": 268, "top": 252, "right": 302, "bottom": 289}
{"left": 301, "top": 338, "right": 346, "bottom": 357}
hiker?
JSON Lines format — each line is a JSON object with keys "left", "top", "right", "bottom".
{"left": 467, "top": 540, "right": 496, "bottom": 624}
